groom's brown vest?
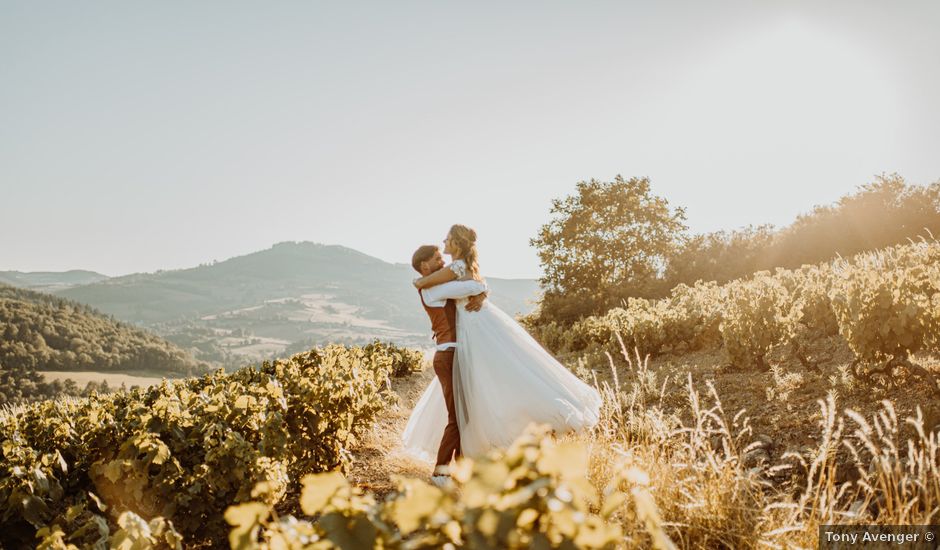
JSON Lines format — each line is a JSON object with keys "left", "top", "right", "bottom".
{"left": 418, "top": 289, "right": 462, "bottom": 466}
{"left": 418, "top": 290, "right": 457, "bottom": 345}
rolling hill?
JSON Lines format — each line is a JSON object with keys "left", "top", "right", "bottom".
{"left": 0, "top": 270, "right": 109, "bottom": 292}
{"left": 47, "top": 242, "right": 540, "bottom": 365}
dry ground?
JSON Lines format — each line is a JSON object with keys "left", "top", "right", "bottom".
{"left": 563, "top": 334, "right": 940, "bottom": 487}
{"left": 343, "top": 367, "right": 440, "bottom": 497}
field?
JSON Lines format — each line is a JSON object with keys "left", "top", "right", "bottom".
{"left": 4, "top": 333, "right": 939, "bottom": 548}
{"left": 40, "top": 370, "right": 170, "bottom": 389}
{"left": 243, "top": 341, "right": 940, "bottom": 549}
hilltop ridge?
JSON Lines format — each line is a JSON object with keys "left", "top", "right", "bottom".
{"left": 2, "top": 242, "right": 539, "bottom": 365}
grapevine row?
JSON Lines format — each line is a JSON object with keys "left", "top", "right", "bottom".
{"left": 0, "top": 341, "right": 423, "bottom": 548}
{"left": 531, "top": 240, "right": 940, "bottom": 389}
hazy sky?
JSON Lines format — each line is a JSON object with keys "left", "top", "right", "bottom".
{"left": 2, "top": 1, "right": 938, "bottom": 279}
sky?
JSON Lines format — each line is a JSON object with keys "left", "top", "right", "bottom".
{"left": 2, "top": 1, "right": 938, "bottom": 279}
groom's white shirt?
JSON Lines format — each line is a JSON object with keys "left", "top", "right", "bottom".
{"left": 421, "top": 279, "right": 488, "bottom": 351}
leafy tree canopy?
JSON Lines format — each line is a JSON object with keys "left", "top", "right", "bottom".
{"left": 531, "top": 175, "right": 688, "bottom": 323}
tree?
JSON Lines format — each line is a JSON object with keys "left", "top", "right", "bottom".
{"left": 660, "top": 174, "right": 940, "bottom": 291}
{"left": 770, "top": 173, "right": 940, "bottom": 267}
{"left": 531, "top": 176, "right": 688, "bottom": 324}
{"left": 664, "top": 224, "right": 776, "bottom": 287}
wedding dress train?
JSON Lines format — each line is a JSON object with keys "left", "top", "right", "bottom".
{"left": 402, "top": 270, "right": 602, "bottom": 460}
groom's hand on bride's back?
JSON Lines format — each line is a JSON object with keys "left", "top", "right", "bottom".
{"left": 465, "top": 291, "right": 487, "bottom": 312}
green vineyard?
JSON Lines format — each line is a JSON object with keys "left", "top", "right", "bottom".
{"left": 530, "top": 239, "right": 940, "bottom": 393}
{"left": 225, "top": 425, "right": 627, "bottom": 550}
{"left": 0, "top": 342, "right": 421, "bottom": 548}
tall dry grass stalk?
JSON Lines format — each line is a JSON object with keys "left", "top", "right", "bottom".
{"left": 571, "top": 339, "right": 939, "bottom": 549}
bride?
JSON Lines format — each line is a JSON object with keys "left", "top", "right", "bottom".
{"left": 401, "top": 224, "right": 602, "bottom": 462}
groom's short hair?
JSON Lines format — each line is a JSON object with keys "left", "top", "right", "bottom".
{"left": 411, "top": 245, "right": 439, "bottom": 273}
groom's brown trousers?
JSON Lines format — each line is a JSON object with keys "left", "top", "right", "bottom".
{"left": 418, "top": 289, "right": 462, "bottom": 469}
{"left": 433, "top": 348, "right": 462, "bottom": 467}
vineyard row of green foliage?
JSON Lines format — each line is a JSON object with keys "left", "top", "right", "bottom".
{"left": 527, "top": 240, "right": 940, "bottom": 392}
{"left": 0, "top": 341, "right": 424, "bottom": 548}
{"left": 224, "top": 425, "right": 627, "bottom": 550}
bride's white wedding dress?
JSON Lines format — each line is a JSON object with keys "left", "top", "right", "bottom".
{"left": 402, "top": 260, "right": 602, "bottom": 461}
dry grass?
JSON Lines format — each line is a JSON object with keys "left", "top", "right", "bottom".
{"left": 574, "top": 344, "right": 938, "bottom": 548}
{"left": 343, "top": 367, "right": 440, "bottom": 497}
{"left": 344, "top": 342, "right": 940, "bottom": 548}
{"left": 578, "top": 347, "right": 767, "bottom": 548}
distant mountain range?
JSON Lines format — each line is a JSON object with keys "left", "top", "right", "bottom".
{"left": 0, "top": 270, "right": 110, "bottom": 292}
{"left": 5, "top": 242, "right": 541, "bottom": 367}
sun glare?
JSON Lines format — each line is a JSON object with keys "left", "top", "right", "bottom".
{"left": 653, "top": 17, "right": 901, "bottom": 158}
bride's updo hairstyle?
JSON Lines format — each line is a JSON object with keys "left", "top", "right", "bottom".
{"left": 448, "top": 224, "right": 480, "bottom": 279}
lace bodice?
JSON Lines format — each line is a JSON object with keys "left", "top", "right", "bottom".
{"left": 448, "top": 259, "right": 468, "bottom": 279}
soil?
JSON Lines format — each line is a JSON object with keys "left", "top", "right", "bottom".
{"left": 590, "top": 335, "right": 940, "bottom": 471}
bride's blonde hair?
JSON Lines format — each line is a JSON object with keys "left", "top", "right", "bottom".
{"left": 448, "top": 224, "right": 480, "bottom": 280}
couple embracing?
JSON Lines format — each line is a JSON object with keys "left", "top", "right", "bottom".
{"left": 402, "top": 224, "right": 602, "bottom": 487}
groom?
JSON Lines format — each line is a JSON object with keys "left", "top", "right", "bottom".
{"left": 411, "top": 244, "right": 487, "bottom": 486}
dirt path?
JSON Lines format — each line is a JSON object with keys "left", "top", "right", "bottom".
{"left": 344, "top": 368, "right": 439, "bottom": 497}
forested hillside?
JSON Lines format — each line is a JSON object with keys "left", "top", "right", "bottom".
{"left": 0, "top": 284, "right": 208, "bottom": 376}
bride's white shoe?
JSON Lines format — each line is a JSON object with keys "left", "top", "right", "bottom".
{"left": 430, "top": 474, "right": 453, "bottom": 489}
